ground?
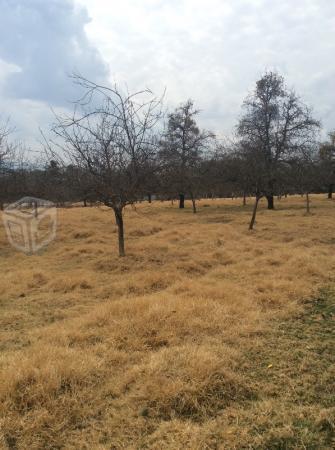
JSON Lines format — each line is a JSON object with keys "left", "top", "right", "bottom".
{"left": 0, "top": 195, "right": 334, "bottom": 449}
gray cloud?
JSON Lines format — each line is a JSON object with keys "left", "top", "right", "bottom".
{"left": 0, "top": 0, "right": 108, "bottom": 105}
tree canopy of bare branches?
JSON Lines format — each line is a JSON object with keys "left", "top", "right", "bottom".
{"left": 159, "top": 100, "right": 215, "bottom": 211}
{"left": 237, "top": 71, "right": 320, "bottom": 211}
{"left": 51, "top": 75, "right": 164, "bottom": 256}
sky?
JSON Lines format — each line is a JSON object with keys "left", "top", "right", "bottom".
{"left": 0, "top": 0, "right": 334, "bottom": 148}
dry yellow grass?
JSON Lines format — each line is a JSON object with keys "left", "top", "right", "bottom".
{"left": 0, "top": 195, "right": 334, "bottom": 449}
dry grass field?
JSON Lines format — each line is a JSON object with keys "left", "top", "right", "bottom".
{"left": 0, "top": 195, "right": 334, "bottom": 449}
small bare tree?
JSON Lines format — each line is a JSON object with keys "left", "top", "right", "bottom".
{"left": 0, "top": 120, "right": 12, "bottom": 162}
{"left": 236, "top": 141, "right": 268, "bottom": 230}
{"left": 0, "top": 120, "right": 15, "bottom": 210}
{"left": 319, "top": 131, "right": 335, "bottom": 199}
{"left": 159, "top": 100, "right": 214, "bottom": 210}
{"left": 288, "top": 146, "right": 319, "bottom": 215}
{"left": 51, "top": 75, "right": 163, "bottom": 256}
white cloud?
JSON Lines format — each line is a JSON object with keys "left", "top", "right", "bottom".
{"left": 76, "top": 0, "right": 335, "bottom": 137}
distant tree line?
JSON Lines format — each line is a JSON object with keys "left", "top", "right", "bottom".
{"left": 1, "top": 71, "right": 334, "bottom": 255}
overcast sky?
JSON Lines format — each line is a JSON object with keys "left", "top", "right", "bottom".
{"left": 0, "top": 0, "right": 334, "bottom": 147}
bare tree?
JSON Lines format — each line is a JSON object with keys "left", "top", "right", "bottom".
{"left": 236, "top": 142, "right": 268, "bottom": 230}
{"left": 51, "top": 75, "right": 163, "bottom": 256}
{"left": 0, "top": 120, "right": 16, "bottom": 210}
{"left": 287, "top": 146, "right": 319, "bottom": 214}
{"left": 159, "top": 100, "right": 214, "bottom": 210}
{"left": 319, "top": 131, "right": 335, "bottom": 199}
{"left": 0, "top": 120, "right": 12, "bottom": 164}
{"left": 237, "top": 71, "right": 320, "bottom": 211}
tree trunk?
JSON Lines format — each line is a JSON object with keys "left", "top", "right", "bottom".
{"left": 83, "top": 198, "right": 87, "bottom": 207}
{"left": 114, "top": 207, "right": 125, "bottom": 257}
{"left": 179, "top": 193, "right": 185, "bottom": 209}
{"left": 249, "top": 196, "right": 261, "bottom": 230}
{"left": 306, "top": 192, "right": 311, "bottom": 214}
{"left": 328, "top": 184, "right": 333, "bottom": 199}
{"left": 243, "top": 192, "right": 247, "bottom": 206}
{"left": 33, "top": 200, "right": 38, "bottom": 218}
{"left": 266, "top": 195, "right": 274, "bottom": 210}
{"left": 191, "top": 194, "right": 197, "bottom": 213}
{"left": 147, "top": 193, "right": 152, "bottom": 203}
{"left": 0, "top": 201, "right": 4, "bottom": 211}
